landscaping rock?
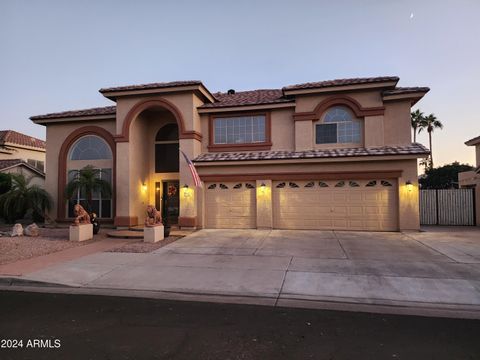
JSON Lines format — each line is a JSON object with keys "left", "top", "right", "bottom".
{"left": 11, "top": 223, "right": 24, "bottom": 237}
{"left": 24, "top": 223, "right": 40, "bottom": 237}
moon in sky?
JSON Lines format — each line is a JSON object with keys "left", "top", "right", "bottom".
{"left": 410, "top": 13, "right": 414, "bottom": 19}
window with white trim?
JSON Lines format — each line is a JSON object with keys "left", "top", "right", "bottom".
{"left": 67, "top": 168, "right": 112, "bottom": 218}
{"left": 213, "top": 115, "right": 266, "bottom": 144}
{"left": 316, "top": 106, "right": 362, "bottom": 144}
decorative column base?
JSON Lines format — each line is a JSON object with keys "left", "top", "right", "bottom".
{"left": 144, "top": 225, "right": 164, "bottom": 243}
{"left": 69, "top": 224, "right": 93, "bottom": 242}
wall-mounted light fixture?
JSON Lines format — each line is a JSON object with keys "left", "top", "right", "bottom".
{"left": 183, "top": 184, "right": 190, "bottom": 197}
{"left": 142, "top": 183, "right": 147, "bottom": 192}
{"left": 260, "top": 182, "right": 266, "bottom": 193}
{"left": 406, "top": 180, "right": 413, "bottom": 192}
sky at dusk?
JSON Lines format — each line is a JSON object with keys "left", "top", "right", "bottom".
{"left": 1, "top": 0, "right": 478, "bottom": 168}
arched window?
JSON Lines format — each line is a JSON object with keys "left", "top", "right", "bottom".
{"left": 155, "top": 124, "right": 179, "bottom": 173}
{"left": 316, "top": 106, "right": 362, "bottom": 144}
{"left": 67, "top": 135, "right": 113, "bottom": 219}
{"left": 69, "top": 135, "right": 112, "bottom": 160}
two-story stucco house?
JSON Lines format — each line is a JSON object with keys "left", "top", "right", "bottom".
{"left": 0, "top": 130, "right": 46, "bottom": 187}
{"left": 30, "top": 76, "right": 429, "bottom": 231}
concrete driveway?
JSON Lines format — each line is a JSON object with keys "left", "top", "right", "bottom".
{"left": 11, "top": 227, "right": 480, "bottom": 318}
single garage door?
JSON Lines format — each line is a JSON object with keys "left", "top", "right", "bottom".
{"left": 205, "top": 182, "right": 256, "bottom": 229}
{"left": 273, "top": 179, "right": 398, "bottom": 231}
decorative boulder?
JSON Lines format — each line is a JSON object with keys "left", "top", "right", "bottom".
{"left": 11, "top": 223, "right": 24, "bottom": 237}
{"left": 24, "top": 223, "right": 40, "bottom": 237}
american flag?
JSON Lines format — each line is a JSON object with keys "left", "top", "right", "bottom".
{"left": 180, "top": 150, "right": 202, "bottom": 187}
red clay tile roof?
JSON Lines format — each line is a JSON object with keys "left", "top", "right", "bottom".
{"left": 199, "top": 89, "right": 293, "bottom": 109}
{"left": 283, "top": 76, "right": 399, "bottom": 91}
{"left": 194, "top": 144, "right": 429, "bottom": 162}
{"left": 32, "top": 76, "right": 429, "bottom": 119}
{"left": 99, "top": 80, "right": 203, "bottom": 93}
{"left": 0, "top": 130, "right": 45, "bottom": 149}
{"left": 383, "top": 87, "right": 430, "bottom": 96}
{"left": 465, "top": 135, "right": 480, "bottom": 146}
{"left": 0, "top": 159, "right": 45, "bottom": 175}
{"left": 30, "top": 106, "right": 116, "bottom": 120}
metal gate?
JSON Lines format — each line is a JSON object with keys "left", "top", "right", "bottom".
{"left": 420, "top": 189, "right": 476, "bottom": 225}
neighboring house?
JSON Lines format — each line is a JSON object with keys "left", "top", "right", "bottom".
{"left": 458, "top": 135, "right": 480, "bottom": 225}
{"left": 31, "top": 76, "right": 429, "bottom": 230}
{"left": 0, "top": 130, "right": 46, "bottom": 186}
{"left": 0, "top": 159, "right": 45, "bottom": 187}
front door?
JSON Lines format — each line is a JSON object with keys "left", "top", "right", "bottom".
{"left": 161, "top": 181, "right": 179, "bottom": 225}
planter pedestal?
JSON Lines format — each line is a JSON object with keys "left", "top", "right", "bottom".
{"left": 144, "top": 225, "right": 164, "bottom": 243}
{"left": 69, "top": 224, "right": 93, "bottom": 242}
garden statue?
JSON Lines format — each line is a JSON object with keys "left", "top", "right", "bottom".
{"left": 145, "top": 204, "right": 162, "bottom": 227}
{"left": 73, "top": 204, "right": 90, "bottom": 226}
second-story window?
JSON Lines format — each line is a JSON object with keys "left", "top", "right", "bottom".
{"left": 214, "top": 115, "right": 266, "bottom": 144}
{"left": 316, "top": 106, "right": 362, "bottom": 144}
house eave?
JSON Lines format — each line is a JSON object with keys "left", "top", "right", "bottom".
{"left": 282, "top": 81, "right": 399, "bottom": 96}
{"left": 194, "top": 153, "right": 429, "bottom": 167}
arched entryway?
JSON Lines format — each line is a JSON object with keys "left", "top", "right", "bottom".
{"left": 116, "top": 104, "right": 182, "bottom": 226}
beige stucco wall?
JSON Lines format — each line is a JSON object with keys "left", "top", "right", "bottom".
{"left": 44, "top": 120, "right": 116, "bottom": 220}
{"left": 0, "top": 146, "right": 45, "bottom": 162}
{"left": 383, "top": 101, "right": 412, "bottom": 145}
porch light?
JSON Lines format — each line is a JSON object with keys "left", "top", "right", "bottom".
{"left": 406, "top": 180, "right": 413, "bottom": 192}
{"left": 183, "top": 184, "right": 190, "bottom": 197}
{"left": 260, "top": 182, "right": 266, "bottom": 193}
{"left": 142, "top": 183, "right": 147, "bottom": 192}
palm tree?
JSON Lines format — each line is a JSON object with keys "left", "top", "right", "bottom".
{"left": 410, "top": 109, "right": 424, "bottom": 143}
{"left": 418, "top": 113, "right": 443, "bottom": 168}
{"left": 65, "top": 165, "right": 112, "bottom": 213}
{"left": 0, "top": 173, "right": 53, "bottom": 223}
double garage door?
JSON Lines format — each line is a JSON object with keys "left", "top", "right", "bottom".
{"left": 205, "top": 179, "right": 398, "bottom": 231}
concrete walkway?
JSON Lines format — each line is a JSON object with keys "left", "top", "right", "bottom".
{"left": 3, "top": 227, "right": 480, "bottom": 318}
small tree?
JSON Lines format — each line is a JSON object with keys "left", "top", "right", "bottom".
{"left": 0, "top": 173, "right": 53, "bottom": 223}
{"left": 419, "top": 162, "right": 474, "bottom": 189}
{"left": 65, "top": 165, "right": 112, "bottom": 214}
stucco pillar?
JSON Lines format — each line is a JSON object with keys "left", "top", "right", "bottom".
{"left": 256, "top": 179, "right": 273, "bottom": 229}
{"left": 178, "top": 139, "right": 198, "bottom": 228}
{"left": 397, "top": 160, "right": 420, "bottom": 231}
{"left": 114, "top": 142, "right": 137, "bottom": 227}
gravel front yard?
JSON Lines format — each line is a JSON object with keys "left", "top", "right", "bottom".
{"left": 0, "top": 227, "right": 106, "bottom": 265}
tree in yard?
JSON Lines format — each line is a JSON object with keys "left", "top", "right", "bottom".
{"left": 65, "top": 165, "right": 112, "bottom": 214}
{"left": 418, "top": 113, "right": 443, "bottom": 168}
{"left": 418, "top": 162, "right": 474, "bottom": 189}
{"left": 0, "top": 173, "right": 12, "bottom": 195}
{"left": 0, "top": 173, "right": 53, "bottom": 223}
{"left": 410, "top": 109, "right": 424, "bottom": 143}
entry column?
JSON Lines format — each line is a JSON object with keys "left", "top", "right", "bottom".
{"left": 256, "top": 179, "right": 273, "bottom": 229}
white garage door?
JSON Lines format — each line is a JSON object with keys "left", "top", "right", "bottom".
{"left": 205, "top": 182, "right": 256, "bottom": 229}
{"left": 273, "top": 179, "right": 398, "bottom": 231}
